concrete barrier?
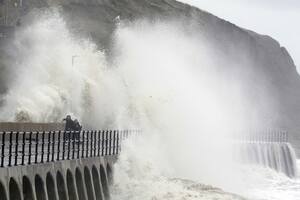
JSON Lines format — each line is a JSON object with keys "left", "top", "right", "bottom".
{"left": 0, "top": 123, "right": 64, "bottom": 132}
{"left": 0, "top": 156, "right": 116, "bottom": 200}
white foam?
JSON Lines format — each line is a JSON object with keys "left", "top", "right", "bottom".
{"left": 1, "top": 10, "right": 297, "bottom": 200}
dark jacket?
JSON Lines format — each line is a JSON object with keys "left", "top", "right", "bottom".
{"left": 63, "top": 118, "right": 74, "bottom": 131}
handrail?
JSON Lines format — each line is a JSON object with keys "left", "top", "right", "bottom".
{"left": 233, "top": 130, "right": 289, "bottom": 143}
{"left": 0, "top": 129, "right": 141, "bottom": 168}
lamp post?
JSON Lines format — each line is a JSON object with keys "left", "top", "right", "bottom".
{"left": 72, "top": 55, "right": 79, "bottom": 67}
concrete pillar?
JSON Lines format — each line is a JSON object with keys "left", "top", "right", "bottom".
{"left": 46, "top": 173, "right": 58, "bottom": 200}
{"left": 83, "top": 167, "right": 96, "bottom": 200}
{"left": 66, "top": 170, "right": 79, "bottom": 200}
{"left": 74, "top": 168, "right": 88, "bottom": 200}
{"left": 91, "top": 166, "right": 104, "bottom": 200}
{"left": 99, "top": 165, "right": 109, "bottom": 200}
{"left": 56, "top": 171, "right": 68, "bottom": 200}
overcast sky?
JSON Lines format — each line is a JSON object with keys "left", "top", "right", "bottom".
{"left": 180, "top": 0, "right": 300, "bottom": 73}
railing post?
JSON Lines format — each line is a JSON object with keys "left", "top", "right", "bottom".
{"left": 97, "top": 131, "right": 101, "bottom": 156}
{"left": 90, "top": 131, "right": 94, "bottom": 157}
{"left": 35, "top": 132, "right": 39, "bottom": 164}
{"left": 270, "top": 131, "right": 273, "bottom": 143}
{"left": 94, "top": 131, "right": 97, "bottom": 157}
{"left": 72, "top": 131, "right": 75, "bottom": 160}
{"left": 14, "top": 131, "right": 19, "bottom": 166}
{"left": 101, "top": 130, "right": 105, "bottom": 156}
{"left": 67, "top": 131, "right": 71, "bottom": 160}
{"left": 86, "top": 131, "right": 89, "bottom": 158}
{"left": 82, "top": 131, "right": 85, "bottom": 158}
{"left": 62, "top": 131, "right": 66, "bottom": 160}
{"left": 113, "top": 130, "right": 116, "bottom": 155}
{"left": 47, "top": 131, "right": 51, "bottom": 162}
{"left": 41, "top": 131, "right": 45, "bottom": 163}
{"left": 116, "top": 131, "right": 119, "bottom": 155}
{"left": 119, "top": 130, "right": 122, "bottom": 152}
{"left": 21, "top": 132, "right": 26, "bottom": 165}
{"left": 1, "top": 132, "right": 5, "bottom": 167}
{"left": 8, "top": 131, "right": 13, "bottom": 167}
{"left": 90, "top": 131, "right": 93, "bottom": 157}
{"left": 28, "top": 132, "right": 32, "bottom": 165}
{"left": 109, "top": 130, "right": 112, "bottom": 155}
{"left": 57, "top": 131, "right": 61, "bottom": 161}
{"left": 51, "top": 131, "right": 55, "bottom": 162}
{"left": 77, "top": 131, "right": 81, "bottom": 159}
{"left": 105, "top": 130, "right": 109, "bottom": 156}
{"left": 278, "top": 131, "right": 281, "bottom": 143}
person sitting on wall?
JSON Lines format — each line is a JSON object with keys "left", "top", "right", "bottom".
{"left": 73, "top": 119, "right": 82, "bottom": 131}
{"left": 73, "top": 119, "right": 82, "bottom": 140}
{"left": 63, "top": 115, "right": 74, "bottom": 140}
{"left": 63, "top": 115, "right": 74, "bottom": 131}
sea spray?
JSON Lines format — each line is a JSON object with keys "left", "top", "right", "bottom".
{"left": 0, "top": 10, "right": 287, "bottom": 198}
{"left": 0, "top": 10, "right": 129, "bottom": 129}
{"left": 111, "top": 136, "right": 246, "bottom": 200}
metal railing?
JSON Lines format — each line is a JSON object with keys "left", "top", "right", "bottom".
{"left": 0, "top": 129, "right": 140, "bottom": 168}
{"left": 235, "top": 130, "right": 288, "bottom": 143}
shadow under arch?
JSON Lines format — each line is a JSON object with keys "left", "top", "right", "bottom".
{"left": 91, "top": 166, "right": 103, "bottom": 200}
{"left": 56, "top": 171, "right": 68, "bottom": 200}
{"left": 106, "top": 164, "right": 113, "bottom": 186}
{"left": 75, "top": 168, "right": 86, "bottom": 200}
{"left": 99, "top": 165, "right": 110, "bottom": 200}
{"left": 46, "top": 173, "right": 57, "bottom": 200}
{"left": 66, "top": 170, "right": 78, "bottom": 200}
{"left": 23, "top": 176, "right": 34, "bottom": 200}
{"left": 0, "top": 180, "right": 7, "bottom": 200}
{"left": 9, "top": 178, "right": 21, "bottom": 200}
{"left": 84, "top": 167, "right": 95, "bottom": 200}
{"left": 35, "top": 175, "right": 46, "bottom": 200}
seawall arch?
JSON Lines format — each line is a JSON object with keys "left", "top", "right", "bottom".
{"left": 241, "top": 142, "right": 298, "bottom": 177}
{"left": 106, "top": 164, "right": 113, "bottom": 186}
{"left": 23, "top": 176, "right": 34, "bottom": 200}
{"left": 0, "top": 152, "right": 117, "bottom": 200}
{"left": 66, "top": 170, "right": 78, "bottom": 200}
{"left": 84, "top": 167, "right": 95, "bottom": 200}
{"left": 0, "top": 180, "right": 7, "bottom": 200}
{"left": 91, "top": 166, "right": 103, "bottom": 200}
{"left": 46, "top": 173, "right": 57, "bottom": 200}
{"left": 56, "top": 171, "right": 68, "bottom": 200}
{"left": 75, "top": 168, "right": 86, "bottom": 200}
{"left": 100, "top": 165, "right": 110, "bottom": 200}
{"left": 0, "top": 128, "right": 135, "bottom": 200}
{"left": 9, "top": 178, "right": 21, "bottom": 200}
{"left": 35, "top": 175, "right": 47, "bottom": 200}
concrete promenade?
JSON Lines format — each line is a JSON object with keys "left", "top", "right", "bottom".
{"left": 0, "top": 124, "right": 140, "bottom": 200}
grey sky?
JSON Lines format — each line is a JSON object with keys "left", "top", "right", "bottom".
{"left": 180, "top": 0, "right": 300, "bottom": 72}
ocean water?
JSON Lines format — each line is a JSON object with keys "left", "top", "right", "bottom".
{"left": 111, "top": 137, "right": 300, "bottom": 200}
{"left": 241, "top": 160, "right": 300, "bottom": 200}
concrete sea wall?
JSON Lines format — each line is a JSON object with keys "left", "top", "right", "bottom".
{"left": 0, "top": 156, "right": 116, "bottom": 200}
{"left": 0, "top": 123, "right": 64, "bottom": 132}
